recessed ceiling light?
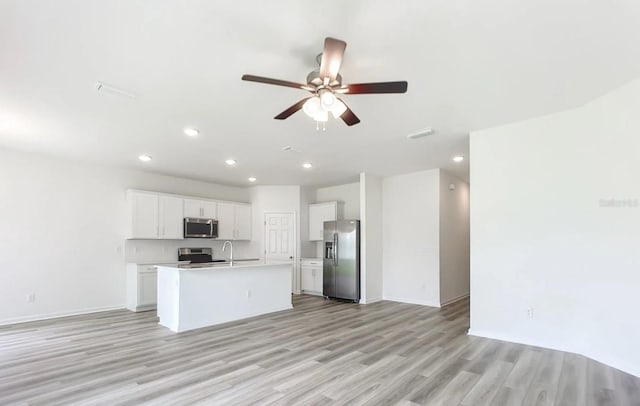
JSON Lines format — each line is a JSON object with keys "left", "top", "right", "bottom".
{"left": 225, "top": 159, "right": 237, "bottom": 166}
{"left": 138, "top": 154, "right": 152, "bottom": 162}
{"left": 302, "top": 162, "right": 313, "bottom": 169}
{"left": 248, "top": 177, "right": 257, "bottom": 182}
{"left": 184, "top": 127, "right": 199, "bottom": 137}
{"left": 453, "top": 155, "right": 464, "bottom": 163}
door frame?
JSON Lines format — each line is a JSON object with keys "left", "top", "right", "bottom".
{"left": 264, "top": 211, "right": 298, "bottom": 294}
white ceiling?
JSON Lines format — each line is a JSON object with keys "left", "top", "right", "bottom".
{"left": 1, "top": 1, "right": 639, "bottom": 186}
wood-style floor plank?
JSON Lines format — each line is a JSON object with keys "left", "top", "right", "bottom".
{"left": 0, "top": 295, "right": 638, "bottom": 405}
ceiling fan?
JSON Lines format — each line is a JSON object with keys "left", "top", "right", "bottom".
{"left": 242, "top": 37, "right": 408, "bottom": 127}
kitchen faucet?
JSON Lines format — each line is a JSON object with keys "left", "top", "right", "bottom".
{"left": 222, "top": 241, "right": 233, "bottom": 264}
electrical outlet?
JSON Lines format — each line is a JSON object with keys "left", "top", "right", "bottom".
{"left": 527, "top": 307, "right": 534, "bottom": 319}
{"left": 27, "top": 293, "right": 36, "bottom": 303}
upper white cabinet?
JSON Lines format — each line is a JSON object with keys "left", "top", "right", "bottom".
{"left": 218, "top": 202, "right": 252, "bottom": 240}
{"left": 159, "top": 196, "right": 184, "bottom": 239}
{"left": 308, "top": 201, "right": 342, "bottom": 241}
{"left": 128, "top": 191, "right": 160, "bottom": 239}
{"left": 183, "top": 199, "right": 217, "bottom": 219}
{"left": 235, "top": 204, "right": 252, "bottom": 240}
{"left": 128, "top": 191, "right": 184, "bottom": 239}
{"left": 126, "top": 190, "right": 251, "bottom": 240}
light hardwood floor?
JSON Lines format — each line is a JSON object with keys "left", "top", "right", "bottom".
{"left": 1, "top": 295, "right": 639, "bottom": 405}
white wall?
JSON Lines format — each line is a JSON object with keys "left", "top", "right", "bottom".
{"left": 439, "top": 170, "right": 470, "bottom": 305}
{"left": 470, "top": 78, "right": 640, "bottom": 377}
{"left": 360, "top": 173, "right": 383, "bottom": 303}
{"left": 382, "top": 169, "right": 441, "bottom": 306}
{"left": 315, "top": 182, "right": 360, "bottom": 219}
{"left": 0, "top": 148, "right": 250, "bottom": 324}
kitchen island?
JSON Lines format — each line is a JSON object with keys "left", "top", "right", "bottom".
{"left": 156, "top": 260, "right": 292, "bottom": 332}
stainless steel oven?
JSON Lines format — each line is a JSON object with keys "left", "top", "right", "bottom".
{"left": 183, "top": 218, "right": 217, "bottom": 238}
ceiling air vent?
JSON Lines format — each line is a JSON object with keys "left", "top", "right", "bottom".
{"left": 407, "top": 128, "right": 435, "bottom": 140}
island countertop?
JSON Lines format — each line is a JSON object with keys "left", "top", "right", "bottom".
{"left": 157, "top": 260, "right": 291, "bottom": 271}
{"left": 156, "top": 261, "right": 293, "bottom": 332}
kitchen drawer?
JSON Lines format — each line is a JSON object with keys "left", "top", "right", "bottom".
{"left": 301, "top": 259, "right": 323, "bottom": 267}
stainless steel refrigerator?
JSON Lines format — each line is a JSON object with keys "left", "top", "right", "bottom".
{"left": 323, "top": 220, "right": 360, "bottom": 302}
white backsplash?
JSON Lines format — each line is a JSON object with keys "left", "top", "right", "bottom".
{"left": 125, "top": 239, "right": 256, "bottom": 264}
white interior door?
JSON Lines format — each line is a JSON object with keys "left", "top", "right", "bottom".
{"left": 264, "top": 212, "right": 296, "bottom": 292}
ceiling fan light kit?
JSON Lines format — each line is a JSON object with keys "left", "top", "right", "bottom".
{"left": 242, "top": 37, "right": 408, "bottom": 127}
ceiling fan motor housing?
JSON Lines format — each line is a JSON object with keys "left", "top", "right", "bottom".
{"left": 306, "top": 69, "right": 342, "bottom": 88}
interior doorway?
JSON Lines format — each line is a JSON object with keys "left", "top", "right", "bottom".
{"left": 264, "top": 212, "right": 296, "bottom": 293}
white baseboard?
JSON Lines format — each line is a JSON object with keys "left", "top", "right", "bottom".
{"left": 0, "top": 304, "right": 126, "bottom": 326}
{"left": 441, "top": 293, "right": 470, "bottom": 307}
{"left": 382, "top": 296, "right": 441, "bottom": 308}
{"left": 468, "top": 329, "right": 640, "bottom": 378}
{"left": 360, "top": 296, "right": 383, "bottom": 304}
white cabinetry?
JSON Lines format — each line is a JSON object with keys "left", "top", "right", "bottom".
{"left": 127, "top": 191, "right": 183, "bottom": 239}
{"left": 159, "top": 196, "right": 184, "bottom": 239}
{"left": 183, "top": 199, "right": 217, "bottom": 219}
{"left": 308, "top": 201, "right": 342, "bottom": 241}
{"left": 217, "top": 202, "right": 252, "bottom": 240}
{"left": 301, "top": 259, "right": 323, "bottom": 295}
{"left": 234, "top": 204, "right": 252, "bottom": 240}
{"left": 126, "top": 264, "right": 160, "bottom": 312}
{"left": 128, "top": 191, "right": 159, "bottom": 239}
{"left": 126, "top": 190, "right": 251, "bottom": 241}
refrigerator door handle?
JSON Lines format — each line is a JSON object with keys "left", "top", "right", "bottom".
{"left": 334, "top": 233, "right": 338, "bottom": 266}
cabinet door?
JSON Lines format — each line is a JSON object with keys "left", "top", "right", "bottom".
{"left": 217, "top": 202, "right": 235, "bottom": 240}
{"left": 312, "top": 266, "right": 323, "bottom": 293}
{"left": 301, "top": 267, "right": 314, "bottom": 292}
{"left": 183, "top": 199, "right": 203, "bottom": 218}
{"left": 159, "top": 196, "right": 184, "bottom": 239}
{"left": 309, "top": 203, "right": 336, "bottom": 241}
{"left": 202, "top": 201, "right": 218, "bottom": 219}
{"left": 138, "top": 271, "right": 157, "bottom": 306}
{"left": 234, "top": 204, "right": 252, "bottom": 240}
{"left": 130, "top": 192, "right": 159, "bottom": 239}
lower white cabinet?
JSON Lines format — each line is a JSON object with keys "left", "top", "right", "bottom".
{"left": 301, "top": 259, "right": 323, "bottom": 295}
{"left": 126, "top": 264, "right": 160, "bottom": 312}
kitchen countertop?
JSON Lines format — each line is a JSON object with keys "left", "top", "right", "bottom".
{"left": 158, "top": 260, "right": 292, "bottom": 271}
{"left": 128, "top": 258, "right": 260, "bottom": 266}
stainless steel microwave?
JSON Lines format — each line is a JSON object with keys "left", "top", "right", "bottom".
{"left": 184, "top": 218, "right": 218, "bottom": 238}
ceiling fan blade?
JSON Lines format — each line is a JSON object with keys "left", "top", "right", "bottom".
{"left": 339, "top": 101, "right": 361, "bottom": 126}
{"left": 319, "top": 37, "right": 347, "bottom": 83}
{"left": 242, "top": 74, "right": 310, "bottom": 90}
{"left": 274, "top": 97, "right": 311, "bottom": 120}
{"left": 344, "top": 81, "right": 408, "bottom": 94}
